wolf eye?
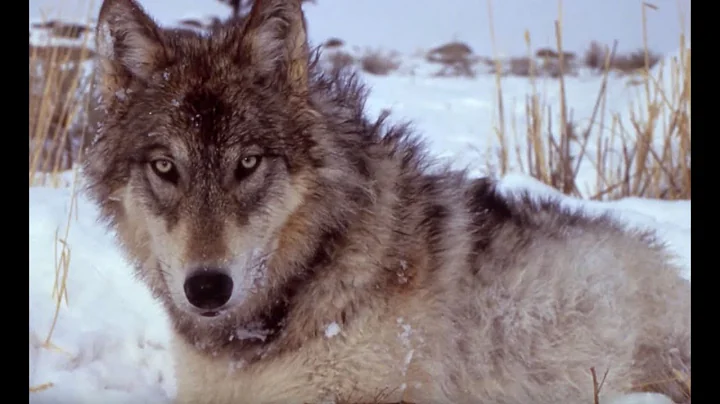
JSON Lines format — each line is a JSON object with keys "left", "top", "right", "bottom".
{"left": 241, "top": 156, "right": 259, "bottom": 169}
{"left": 236, "top": 155, "right": 262, "bottom": 180}
{"left": 150, "top": 158, "right": 179, "bottom": 184}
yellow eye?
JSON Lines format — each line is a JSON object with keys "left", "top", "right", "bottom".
{"left": 153, "top": 159, "right": 174, "bottom": 174}
{"left": 241, "top": 156, "right": 259, "bottom": 170}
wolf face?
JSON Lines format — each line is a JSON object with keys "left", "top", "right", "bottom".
{"left": 84, "top": 0, "right": 373, "bottom": 348}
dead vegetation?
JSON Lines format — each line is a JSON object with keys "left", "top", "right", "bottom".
{"left": 421, "top": 39, "right": 661, "bottom": 79}
{"left": 29, "top": 33, "right": 97, "bottom": 185}
{"left": 325, "top": 50, "right": 356, "bottom": 72}
{"left": 31, "top": 21, "right": 90, "bottom": 39}
{"left": 485, "top": 3, "right": 690, "bottom": 202}
{"left": 427, "top": 41, "right": 478, "bottom": 77}
{"left": 29, "top": 15, "right": 90, "bottom": 398}
{"left": 319, "top": 46, "right": 402, "bottom": 76}
{"left": 584, "top": 41, "right": 662, "bottom": 75}
{"left": 323, "top": 37, "right": 345, "bottom": 49}
{"left": 27, "top": 17, "right": 664, "bottom": 82}
{"left": 359, "top": 49, "right": 402, "bottom": 76}
{"left": 484, "top": 42, "right": 661, "bottom": 79}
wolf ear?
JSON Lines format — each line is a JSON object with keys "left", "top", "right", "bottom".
{"left": 95, "top": 0, "right": 167, "bottom": 100}
{"left": 239, "top": 0, "right": 310, "bottom": 95}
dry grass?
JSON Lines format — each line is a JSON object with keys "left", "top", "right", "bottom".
{"left": 486, "top": 0, "right": 690, "bottom": 201}
{"left": 29, "top": 28, "right": 96, "bottom": 186}
{"left": 590, "top": 367, "right": 610, "bottom": 404}
{"left": 29, "top": 5, "right": 96, "bottom": 394}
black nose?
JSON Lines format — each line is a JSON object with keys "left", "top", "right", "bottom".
{"left": 183, "top": 268, "right": 234, "bottom": 311}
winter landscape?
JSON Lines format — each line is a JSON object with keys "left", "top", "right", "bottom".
{"left": 29, "top": 0, "right": 691, "bottom": 403}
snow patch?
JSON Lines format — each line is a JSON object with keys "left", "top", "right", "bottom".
{"left": 324, "top": 322, "right": 341, "bottom": 339}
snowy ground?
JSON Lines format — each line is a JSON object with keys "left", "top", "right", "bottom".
{"left": 29, "top": 0, "right": 690, "bottom": 403}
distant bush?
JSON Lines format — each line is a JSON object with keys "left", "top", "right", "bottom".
{"left": 359, "top": 49, "right": 401, "bottom": 76}
{"left": 325, "top": 49, "right": 356, "bottom": 72}
{"left": 583, "top": 41, "right": 662, "bottom": 74}
{"left": 323, "top": 37, "right": 345, "bottom": 49}
{"left": 426, "top": 41, "right": 477, "bottom": 77}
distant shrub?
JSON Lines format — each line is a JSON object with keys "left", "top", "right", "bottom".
{"left": 583, "top": 41, "right": 662, "bottom": 74}
{"left": 359, "top": 49, "right": 401, "bottom": 76}
{"left": 426, "top": 41, "right": 476, "bottom": 78}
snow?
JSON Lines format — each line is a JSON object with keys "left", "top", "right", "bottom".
{"left": 607, "top": 393, "right": 675, "bottom": 404}
{"left": 324, "top": 322, "right": 341, "bottom": 338}
{"left": 29, "top": 187, "right": 176, "bottom": 403}
{"left": 29, "top": 0, "right": 689, "bottom": 403}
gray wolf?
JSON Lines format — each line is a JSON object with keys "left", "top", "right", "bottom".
{"left": 83, "top": 0, "right": 691, "bottom": 402}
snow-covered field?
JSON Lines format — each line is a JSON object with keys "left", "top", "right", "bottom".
{"left": 29, "top": 0, "right": 690, "bottom": 403}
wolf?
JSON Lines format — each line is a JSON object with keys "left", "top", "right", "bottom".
{"left": 83, "top": 0, "right": 691, "bottom": 402}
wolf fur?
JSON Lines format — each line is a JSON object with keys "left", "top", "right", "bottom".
{"left": 84, "top": 0, "right": 691, "bottom": 402}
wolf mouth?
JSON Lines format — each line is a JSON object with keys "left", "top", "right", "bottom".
{"left": 201, "top": 310, "right": 220, "bottom": 317}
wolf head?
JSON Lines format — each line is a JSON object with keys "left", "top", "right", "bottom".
{"left": 85, "top": 0, "right": 379, "bottom": 346}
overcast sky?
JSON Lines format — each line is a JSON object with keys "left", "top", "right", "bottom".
{"left": 304, "top": 0, "right": 690, "bottom": 56}
{"left": 30, "top": 0, "right": 690, "bottom": 56}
